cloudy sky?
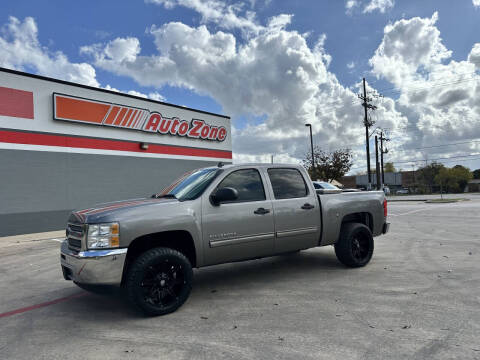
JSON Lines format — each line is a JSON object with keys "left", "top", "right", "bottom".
{"left": 1, "top": 0, "right": 480, "bottom": 173}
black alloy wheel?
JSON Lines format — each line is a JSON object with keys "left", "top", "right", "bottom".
{"left": 126, "top": 247, "right": 193, "bottom": 316}
{"left": 335, "top": 222, "right": 374, "bottom": 267}
{"left": 351, "top": 233, "right": 370, "bottom": 262}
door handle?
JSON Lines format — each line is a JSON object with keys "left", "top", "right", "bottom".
{"left": 301, "top": 203, "right": 314, "bottom": 210}
{"left": 254, "top": 207, "right": 270, "bottom": 215}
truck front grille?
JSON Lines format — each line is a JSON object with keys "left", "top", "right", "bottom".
{"left": 67, "top": 223, "right": 84, "bottom": 251}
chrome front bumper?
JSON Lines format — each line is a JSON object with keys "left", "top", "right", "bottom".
{"left": 60, "top": 240, "right": 127, "bottom": 285}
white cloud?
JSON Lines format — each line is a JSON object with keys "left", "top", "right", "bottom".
{"left": 0, "top": 16, "right": 99, "bottom": 86}
{"left": 468, "top": 43, "right": 480, "bottom": 68}
{"left": 347, "top": 61, "right": 355, "bottom": 69}
{"left": 82, "top": 14, "right": 408, "bottom": 165}
{"left": 103, "top": 85, "right": 165, "bottom": 102}
{"left": 369, "top": 13, "right": 480, "bottom": 165}
{"left": 363, "top": 0, "right": 395, "bottom": 13}
{"left": 370, "top": 13, "right": 451, "bottom": 86}
{"left": 473, "top": 0, "right": 480, "bottom": 8}
{"left": 345, "top": 0, "right": 359, "bottom": 15}
{"left": 346, "top": 0, "right": 394, "bottom": 15}
{"left": 346, "top": 0, "right": 359, "bottom": 10}
{"left": 145, "top": 0, "right": 262, "bottom": 35}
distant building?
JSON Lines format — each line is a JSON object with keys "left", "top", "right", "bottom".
{"left": 341, "top": 171, "right": 414, "bottom": 191}
{"left": 465, "top": 179, "right": 480, "bottom": 193}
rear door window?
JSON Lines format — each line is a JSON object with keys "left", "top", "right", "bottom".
{"left": 267, "top": 168, "right": 308, "bottom": 199}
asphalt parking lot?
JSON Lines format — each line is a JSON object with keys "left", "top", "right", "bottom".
{"left": 1, "top": 195, "right": 479, "bottom": 360}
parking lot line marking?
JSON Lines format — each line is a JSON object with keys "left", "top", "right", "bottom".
{"left": 50, "top": 238, "right": 64, "bottom": 242}
{"left": 389, "top": 208, "right": 430, "bottom": 217}
{"left": 0, "top": 292, "right": 86, "bottom": 319}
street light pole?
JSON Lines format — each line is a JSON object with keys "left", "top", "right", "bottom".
{"left": 305, "top": 124, "right": 314, "bottom": 179}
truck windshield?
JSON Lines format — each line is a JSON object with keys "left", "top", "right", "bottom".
{"left": 156, "top": 168, "right": 221, "bottom": 201}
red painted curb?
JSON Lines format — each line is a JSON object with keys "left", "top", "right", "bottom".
{"left": 0, "top": 292, "right": 86, "bottom": 319}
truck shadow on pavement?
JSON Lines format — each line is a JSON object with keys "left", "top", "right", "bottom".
{"left": 193, "top": 248, "right": 343, "bottom": 290}
{"left": 59, "top": 248, "right": 349, "bottom": 319}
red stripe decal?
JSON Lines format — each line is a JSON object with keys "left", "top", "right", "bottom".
{"left": 0, "top": 130, "right": 232, "bottom": 159}
{"left": 0, "top": 86, "right": 34, "bottom": 119}
{"left": 0, "top": 293, "right": 86, "bottom": 319}
{"left": 84, "top": 200, "right": 148, "bottom": 215}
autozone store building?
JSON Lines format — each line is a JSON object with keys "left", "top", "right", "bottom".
{"left": 0, "top": 68, "right": 232, "bottom": 236}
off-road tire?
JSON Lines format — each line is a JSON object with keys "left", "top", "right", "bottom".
{"left": 335, "top": 223, "right": 374, "bottom": 267}
{"left": 125, "top": 247, "right": 193, "bottom": 316}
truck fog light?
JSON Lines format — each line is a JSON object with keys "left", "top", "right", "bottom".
{"left": 86, "top": 223, "right": 120, "bottom": 249}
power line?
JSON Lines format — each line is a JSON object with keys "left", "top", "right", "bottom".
{"left": 349, "top": 156, "right": 480, "bottom": 174}
{"left": 312, "top": 138, "right": 480, "bottom": 157}
{"left": 312, "top": 76, "right": 479, "bottom": 110}
{"left": 349, "top": 152, "right": 480, "bottom": 171}
{"left": 407, "top": 139, "right": 480, "bottom": 151}
{"left": 374, "top": 75, "right": 479, "bottom": 96}
{"left": 371, "top": 70, "right": 480, "bottom": 94}
{"left": 393, "top": 153, "right": 480, "bottom": 164}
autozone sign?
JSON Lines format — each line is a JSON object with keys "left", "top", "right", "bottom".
{"left": 53, "top": 93, "right": 228, "bottom": 142}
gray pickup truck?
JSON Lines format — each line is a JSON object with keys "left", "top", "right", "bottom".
{"left": 60, "top": 163, "right": 389, "bottom": 316}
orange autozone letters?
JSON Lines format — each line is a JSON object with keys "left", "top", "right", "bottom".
{"left": 54, "top": 93, "right": 228, "bottom": 142}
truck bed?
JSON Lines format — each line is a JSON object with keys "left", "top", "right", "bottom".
{"left": 317, "top": 191, "right": 386, "bottom": 246}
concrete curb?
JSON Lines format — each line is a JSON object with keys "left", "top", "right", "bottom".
{"left": 387, "top": 199, "right": 428, "bottom": 202}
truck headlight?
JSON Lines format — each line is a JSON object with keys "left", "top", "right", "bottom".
{"left": 86, "top": 223, "right": 119, "bottom": 249}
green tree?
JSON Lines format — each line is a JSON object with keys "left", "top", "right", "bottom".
{"left": 384, "top": 162, "right": 396, "bottom": 173}
{"left": 416, "top": 162, "right": 445, "bottom": 193}
{"left": 434, "top": 165, "right": 472, "bottom": 193}
{"left": 473, "top": 169, "right": 480, "bottom": 179}
{"left": 303, "top": 146, "right": 353, "bottom": 181}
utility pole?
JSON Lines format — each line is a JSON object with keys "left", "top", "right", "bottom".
{"left": 358, "top": 78, "right": 376, "bottom": 190}
{"left": 271, "top": 155, "right": 274, "bottom": 164}
{"left": 375, "top": 135, "right": 381, "bottom": 190}
{"left": 305, "top": 124, "right": 315, "bottom": 179}
{"left": 379, "top": 129, "right": 389, "bottom": 188}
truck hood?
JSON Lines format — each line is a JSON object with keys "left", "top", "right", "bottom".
{"left": 69, "top": 197, "right": 178, "bottom": 224}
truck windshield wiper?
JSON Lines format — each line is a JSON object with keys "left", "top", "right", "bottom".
{"left": 151, "top": 193, "right": 177, "bottom": 199}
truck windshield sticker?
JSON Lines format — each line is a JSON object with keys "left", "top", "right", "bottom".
{"left": 53, "top": 93, "right": 227, "bottom": 142}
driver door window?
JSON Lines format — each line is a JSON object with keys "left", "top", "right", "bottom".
{"left": 216, "top": 169, "right": 266, "bottom": 203}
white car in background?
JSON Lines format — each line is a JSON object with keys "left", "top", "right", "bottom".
{"left": 312, "top": 181, "right": 360, "bottom": 193}
{"left": 312, "top": 181, "right": 340, "bottom": 191}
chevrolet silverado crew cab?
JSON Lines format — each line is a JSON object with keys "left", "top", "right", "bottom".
{"left": 60, "top": 163, "right": 389, "bottom": 316}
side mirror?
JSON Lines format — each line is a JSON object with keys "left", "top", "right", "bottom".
{"left": 210, "top": 187, "right": 238, "bottom": 206}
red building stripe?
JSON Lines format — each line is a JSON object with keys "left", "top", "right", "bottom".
{"left": 0, "top": 130, "right": 232, "bottom": 159}
{"left": 0, "top": 86, "right": 34, "bottom": 119}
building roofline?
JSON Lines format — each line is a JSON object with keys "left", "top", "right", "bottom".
{"left": 0, "top": 67, "right": 230, "bottom": 120}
